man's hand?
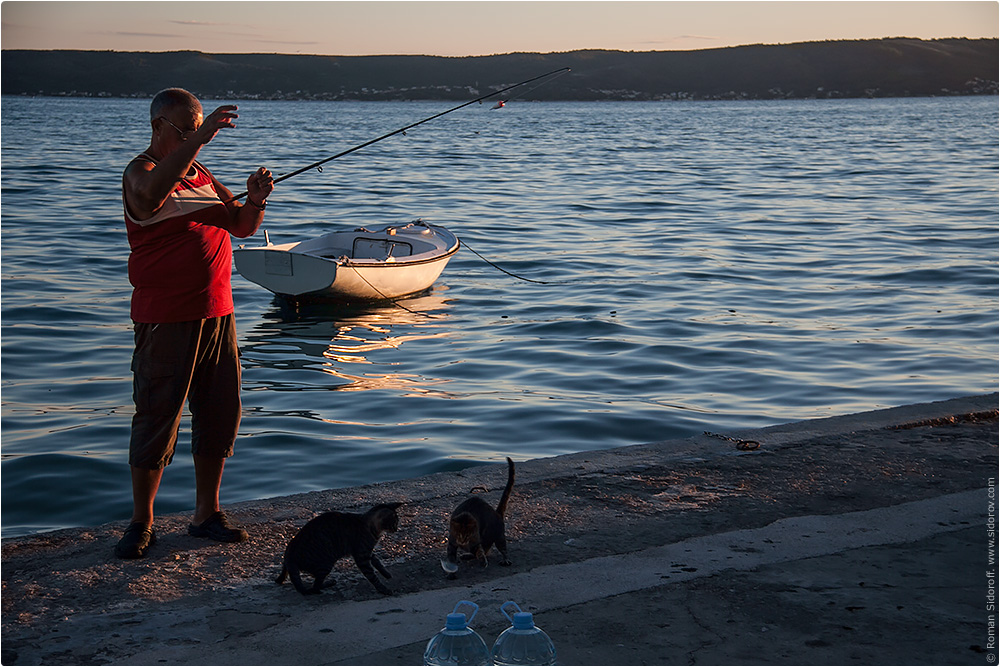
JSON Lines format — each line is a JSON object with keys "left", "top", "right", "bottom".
{"left": 194, "top": 105, "right": 239, "bottom": 145}
{"left": 246, "top": 167, "right": 274, "bottom": 207}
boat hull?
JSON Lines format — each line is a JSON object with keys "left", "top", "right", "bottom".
{"left": 234, "top": 221, "right": 459, "bottom": 302}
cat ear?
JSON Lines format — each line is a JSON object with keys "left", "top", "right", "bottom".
{"left": 387, "top": 502, "right": 404, "bottom": 510}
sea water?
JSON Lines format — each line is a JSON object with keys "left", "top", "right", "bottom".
{"left": 2, "top": 96, "right": 996, "bottom": 537}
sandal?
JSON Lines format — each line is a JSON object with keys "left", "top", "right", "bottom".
{"left": 115, "top": 522, "right": 156, "bottom": 559}
{"left": 188, "top": 511, "right": 248, "bottom": 543}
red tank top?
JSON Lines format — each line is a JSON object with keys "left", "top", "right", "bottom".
{"left": 124, "top": 157, "right": 234, "bottom": 323}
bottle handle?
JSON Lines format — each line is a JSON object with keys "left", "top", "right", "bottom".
{"left": 452, "top": 600, "right": 480, "bottom": 624}
{"left": 500, "top": 600, "right": 523, "bottom": 624}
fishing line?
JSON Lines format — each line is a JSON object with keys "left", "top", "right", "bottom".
{"left": 227, "top": 66, "right": 571, "bottom": 203}
{"left": 486, "top": 70, "right": 570, "bottom": 107}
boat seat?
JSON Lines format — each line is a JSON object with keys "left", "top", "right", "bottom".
{"left": 352, "top": 238, "right": 413, "bottom": 260}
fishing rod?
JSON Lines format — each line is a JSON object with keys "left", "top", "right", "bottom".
{"left": 228, "top": 66, "right": 571, "bottom": 203}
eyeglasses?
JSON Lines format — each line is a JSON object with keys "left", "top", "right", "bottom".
{"left": 158, "top": 116, "right": 195, "bottom": 139}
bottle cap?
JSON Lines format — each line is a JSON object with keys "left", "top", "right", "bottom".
{"left": 444, "top": 600, "right": 479, "bottom": 630}
{"left": 512, "top": 611, "right": 535, "bottom": 630}
{"left": 501, "top": 601, "right": 537, "bottom": 629}
{"left": 445, "top": 613, "right": 468, "bottom": 630}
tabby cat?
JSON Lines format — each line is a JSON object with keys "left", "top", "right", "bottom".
{"left": 444, "top": 457, "right": 515, "bottom": 577}
{"left": 276, "top": 502, "right": 402, "bottom": 596}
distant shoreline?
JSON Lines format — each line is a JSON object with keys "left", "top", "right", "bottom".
{"left": 2, "top": 37, "right": 996, "bottom": 101}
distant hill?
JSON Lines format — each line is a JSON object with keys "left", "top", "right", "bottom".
{"left": 2, "top": 38, "right": 996, "bottom": 101}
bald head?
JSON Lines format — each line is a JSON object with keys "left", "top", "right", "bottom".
{"left": 149, "top": 88, "right": 202, "bottom": 123}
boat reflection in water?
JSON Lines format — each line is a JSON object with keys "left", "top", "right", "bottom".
{"left": 239, "top": 290, "right": 456, "bottom": 399}
{"left": 233, "top": 289, "right": 462, "bottom": 500}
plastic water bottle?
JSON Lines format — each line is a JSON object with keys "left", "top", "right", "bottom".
{"left": 490, "top": 601, "right": 557, "bottom": 666}
{"left": 424, "top": 600, "right": 493, "bottom": 666}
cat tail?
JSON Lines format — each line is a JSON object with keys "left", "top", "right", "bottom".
{"left": 495, "top": 457, "right": 515, "bottom": 518}
{"left": 275, "top": 565, "right": 288, "bottom": 585}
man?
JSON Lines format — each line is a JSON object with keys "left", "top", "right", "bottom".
{"left": 116, "top": 88, "right": 274, "bottom": 559}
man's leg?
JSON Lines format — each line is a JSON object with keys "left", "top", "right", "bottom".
{"left": 116, "top": 465, "right": 163, "bottom": 559}
{"left": 188, "top": 453, "right": 247, "bottom": 542}
{"left": 192, "top": 453, "right": 224, "bottom": 525}
{"left": 117, "top": 320, "right": 197, "bottom": 559}
{"left": 130, "top": 465, "right": 164, "bottom": 526}
{"left": 187, "top": 315, "right": 246, "bottom": 543}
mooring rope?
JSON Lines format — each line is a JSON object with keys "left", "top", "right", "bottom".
{"left": 459, "top": 238, "right": 550, "bottom": 284}
{"left": 338, "top": 233, "right": 551, "bottom": 319}
{"left": 341, "top": 259, "right": 443, "bottom": 319}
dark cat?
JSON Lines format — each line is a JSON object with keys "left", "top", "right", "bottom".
{"left": 444, "top": 457, "right": 515, "bottom": 577}
{"left": 276, "top": 502, "right": 402, "bottom": 596}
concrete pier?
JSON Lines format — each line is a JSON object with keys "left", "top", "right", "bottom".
{"left": 2, "top": 393, "right": 996, "bottom": 665}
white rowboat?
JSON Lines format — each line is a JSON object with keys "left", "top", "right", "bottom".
{"left": 234, "top": 220, "right": 459, "bottom": 302}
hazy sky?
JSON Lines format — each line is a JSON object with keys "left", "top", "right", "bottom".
{"left": 2, "top": 1, "right": 996, "bottom": 56}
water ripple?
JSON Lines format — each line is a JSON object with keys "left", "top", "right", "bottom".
{"left": 2, "top": 96, "right": 997, "bottom": 537}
